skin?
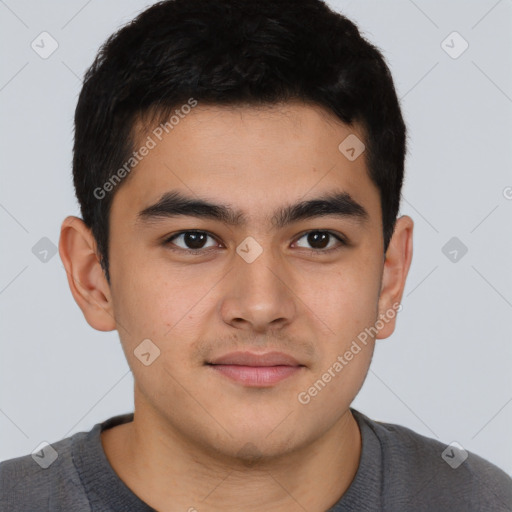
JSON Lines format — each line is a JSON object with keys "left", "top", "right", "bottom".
{"left": 59, "top": 102, "right": 413, "bottom": 512}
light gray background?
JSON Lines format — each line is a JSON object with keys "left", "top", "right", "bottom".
{"left": 1, "top": 0, "right": 511, "bottom": 475}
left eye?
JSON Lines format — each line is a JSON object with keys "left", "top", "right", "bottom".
{"left": 294, "top": 230, "right": 345, "bottom": 252}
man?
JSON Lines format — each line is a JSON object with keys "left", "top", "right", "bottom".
{"left": 1, "top": 0, "right": 511, "bottom": 510}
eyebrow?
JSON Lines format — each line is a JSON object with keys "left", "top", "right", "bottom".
{"left": 136, "top": 189, "right": 369, "bottom": 229}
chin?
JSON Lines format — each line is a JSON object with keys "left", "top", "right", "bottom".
{"left": 202, "top": 421, "right": 315, "bottom": 464}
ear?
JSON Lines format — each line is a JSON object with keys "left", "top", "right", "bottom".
{"left": 376, "top": 215, "right": 414, "bottom": 339}
{"left": 58, "top": 216, "right": 116, "bottom": 331}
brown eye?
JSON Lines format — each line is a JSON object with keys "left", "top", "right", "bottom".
{"left": 294, "top": 230, "right": 346, "bottom": 252}
{"left": 164, "top": 231, "right": 218, "bottom": 252}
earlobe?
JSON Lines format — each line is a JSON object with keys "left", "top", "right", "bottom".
{"left": 376, "top": 215, "right": 414, "bottom": 340}
{"left": 58, "top": 216, "right": 117, "bottom": 332}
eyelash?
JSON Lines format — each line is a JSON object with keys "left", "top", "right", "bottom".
{"left": 162, "top": 230, "right": 347, "bottom": 255}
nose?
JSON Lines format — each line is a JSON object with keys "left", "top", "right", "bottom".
{"left": 219, "top": 245, "right": 297, "bottom": 333}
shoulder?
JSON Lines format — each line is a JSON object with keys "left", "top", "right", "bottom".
{"left": 0, "top": 433, "right": 90, "bottom": 512}
{"left": 355, "top": 409, "right": 512, "bottom": 511}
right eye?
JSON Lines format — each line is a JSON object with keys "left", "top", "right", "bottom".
{"left": 163, "top": 230, "right": 221, "bottom": 253}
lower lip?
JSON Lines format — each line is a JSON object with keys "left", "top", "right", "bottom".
{"left": 209, "top": 364, "right": 302, "bottom": 386}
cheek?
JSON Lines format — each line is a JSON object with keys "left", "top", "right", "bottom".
{"left": 299, "top": 252, "right": 381, "bottom": 404}
{"left": 111, "top": 263, "right": 217, "bottom": 375}
{"left": 112, "top": 252, "right": 194, "bottom": 329}
{"left": 296, "top": 272, "right": 380, "bottom": 420}
{"left": 310, "top": 258, "right": 381, "bottom": 335}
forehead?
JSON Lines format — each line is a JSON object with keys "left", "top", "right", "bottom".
{"left": 110, "top": 102, "right": 381, "bottom": 226}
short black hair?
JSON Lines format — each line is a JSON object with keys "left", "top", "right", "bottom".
{"left": 73, "top": 0, "right": 407, "bottom": 284}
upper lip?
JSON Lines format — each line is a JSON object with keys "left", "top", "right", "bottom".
{"left": 208, "top": 351, "right": 302, "bottom": 367}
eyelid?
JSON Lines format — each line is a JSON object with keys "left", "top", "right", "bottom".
{"left": 163, "top": 229, "right": 348, "bottom": 253}
{"left": 292, "top": 230, "right": 347, "bottom": 252}
{"left": 163, "top": 230, "right": 221, "bottom": 252}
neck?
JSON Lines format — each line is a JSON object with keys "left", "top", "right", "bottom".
{"left": 101, "top": 400, "right": 362, "bottom": 512}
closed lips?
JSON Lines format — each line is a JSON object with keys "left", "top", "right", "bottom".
{"left": 207, "top": 351, "right": 303, "bottom": 367}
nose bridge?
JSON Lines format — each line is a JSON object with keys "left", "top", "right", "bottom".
{"left": 220, "top": 237, "right": 296, "bottom": 329}
{"left": 238, "top": 248, "right": 283, "bottom": 297}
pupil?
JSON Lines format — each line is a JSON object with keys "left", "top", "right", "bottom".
{"left": 308, "top": 231, "right": 329, "bottom": 249}
{"left": 182, "top": 232, "right": 330, "bottom": 250}
{"left": 185, "top": 232, "right": 206, "bottom": 249}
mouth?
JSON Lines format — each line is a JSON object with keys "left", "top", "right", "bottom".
{"left": 205, "top": 351, "right": 305, "bottom": 387}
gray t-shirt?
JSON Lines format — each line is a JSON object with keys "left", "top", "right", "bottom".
{"left": 1, "top": 407, "right": 511, "bottom": 511}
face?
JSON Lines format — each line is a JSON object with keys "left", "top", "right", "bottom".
{"left": 64, "top": 102, "right": 412, "bottom": 461}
